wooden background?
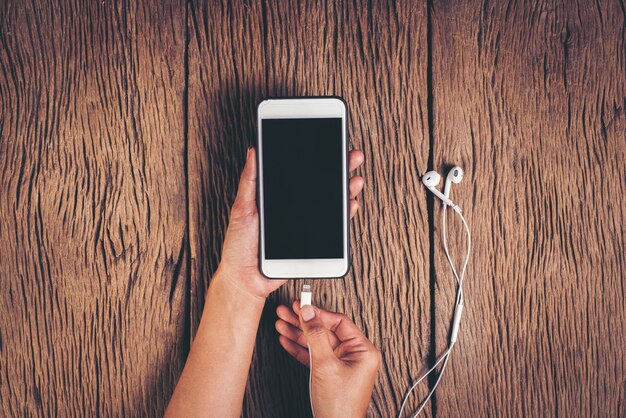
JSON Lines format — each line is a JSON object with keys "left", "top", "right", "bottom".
{"left": 1, "top": 0, "right": 624, "bottom": 417}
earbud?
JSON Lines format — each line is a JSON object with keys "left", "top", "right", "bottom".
{"left": 444, "top": 166, "right": 464, "bottom": 198}
{"left": 422, "top": 170, "right": 462, "bottom": 213}
{"left": 422, "top": 171, "right": 442, "bottom": 188}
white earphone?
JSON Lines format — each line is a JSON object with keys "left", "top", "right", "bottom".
{"left": 443, "top": 166, "right": 464, "bottom": 198}
{"left": 398, "top": 166, "right": 472, "bottom": 418}
{"left": 421, "top": 168, "right": 464, "bottom": 213}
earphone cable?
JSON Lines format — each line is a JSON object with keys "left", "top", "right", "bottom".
{"left": 442, "top": 205, "right": 472, "bottom": 303}
{"left": 397, "top": 345, "right": 453, "bottom": 417}
{"left": 411, "top": 350, "right": 452, "bottom": 418}
{"left": 397, "top": 203, "right": 471, "bottom": 418}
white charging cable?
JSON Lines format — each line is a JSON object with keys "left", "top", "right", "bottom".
{"left": 298, "top": 206, "right": 470, "bottom": 418}
{"left": 301, "top": 284, "right": 315, "bottom": 418}
{"left": 397, "top": 204, "right": 471, "bottom": 418}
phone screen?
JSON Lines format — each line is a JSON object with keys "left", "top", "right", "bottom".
{"left": 261, "top": 118, "right": 344, "bottom": 260}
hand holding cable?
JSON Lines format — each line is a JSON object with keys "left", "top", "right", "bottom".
{"left": 276, "top": 301, "right": 381, "bottom": 418}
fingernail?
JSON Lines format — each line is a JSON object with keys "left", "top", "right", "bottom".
{"left": 246, "top": 147, "right": 251, "bottom": 158}
{"left": 301, "top": 305, "right": 315, "bottom": 322}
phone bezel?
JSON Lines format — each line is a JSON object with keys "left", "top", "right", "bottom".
{"left": 257, "top": 97, "right": 349, "bottom": 279}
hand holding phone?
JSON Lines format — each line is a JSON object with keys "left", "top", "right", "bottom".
{"left": 216, "top": 143, "right": 364, "bottom": 299}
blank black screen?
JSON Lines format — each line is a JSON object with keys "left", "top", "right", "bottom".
{"left": 262, "top": 118, "right": 343, "bottom": 259}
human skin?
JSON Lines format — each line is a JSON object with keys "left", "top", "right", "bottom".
{"left": 276, "top": 301, "right": 381, "bottom": 418}
{"left": 165, "top": 147, "right": 368, "bottom": 418}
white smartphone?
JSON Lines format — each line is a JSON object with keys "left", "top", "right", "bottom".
{"left": 257, "top": 97, "right": 350, "bottom": 279}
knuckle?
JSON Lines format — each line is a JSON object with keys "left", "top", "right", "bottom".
{"left": 306, "top": 326, "right": 327, "bottom": 338}
{"left": 367, "top": 347, "right": 382, "bottom": 369}
{"left": 375, "top": 349, "right": 383, "bottom": 366}
{"left": 333, "top": 313, "right": 350, "bottom": 325}
{"left": 230, "top": 203, "right": 243, "bottom": 217}
{"left": 230, "top": 202, "right": 255, "bottom": 220}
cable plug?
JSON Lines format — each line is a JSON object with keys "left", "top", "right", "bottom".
{"left": 301, "top": 284, "right": 312, "bottom": 307}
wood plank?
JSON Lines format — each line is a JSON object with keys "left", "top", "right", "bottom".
{"left": 0, "top": 1, "right": 187, "bottom": 416}
{"left": 186, "top": 1, "right": 432, "bottom": 416}
{"left": 430, "top": 0, "right": 626, "bottom": 416}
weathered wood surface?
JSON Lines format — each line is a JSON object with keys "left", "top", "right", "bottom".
{"left": 430, "top": 0, "right": 626, "bottom": 417}
{"left": 1, "top": 0, "right": 624, "bottom": 417}
{"left": 0, "top": 1, "right": 188, "bottom": 416}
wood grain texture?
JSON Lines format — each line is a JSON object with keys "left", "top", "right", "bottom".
{"left": 0, "top": 1, "right": 188, "bottom": 416}
{"left": 2, "top": 0, "right": 624, "bottom": 416}
{"left": 430, "top": 0, "right": 626, "bottom": 416}
{"left": 186, "top": 1, "right": 432, "bottom": 416}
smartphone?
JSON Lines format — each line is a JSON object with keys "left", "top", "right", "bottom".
{"left": 257, "top": 97, "right": 349, "bottom": 279}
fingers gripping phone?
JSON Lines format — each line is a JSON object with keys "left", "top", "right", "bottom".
{"left": 257, "top": 97, "right": 350, "bottom": 279}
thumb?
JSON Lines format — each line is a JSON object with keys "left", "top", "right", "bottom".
{"left": 231, "top": 148, "right": 257, "bottom": 215}
{"left": 299, "top": 305, "right": 336, "bottom": 364}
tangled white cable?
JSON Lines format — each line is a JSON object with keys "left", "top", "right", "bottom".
{"left": 398, "top": 167, "right": 472, "bottom": 418}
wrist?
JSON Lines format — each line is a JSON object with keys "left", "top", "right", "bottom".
{"left": 211, "top": 267, "right": 267, "bottom": 307}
